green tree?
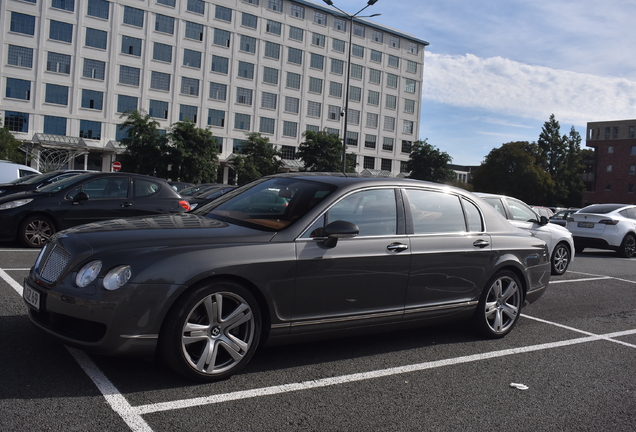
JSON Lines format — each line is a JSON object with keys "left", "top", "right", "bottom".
{"left": 473, "top": 141, "right": 554, "bottom": 204}
{"left": 168, "top": 120, "right": 219, "bottom": 183}
{"left": 537, "top": 114, "right": 568, "bottom": 204}
{"left": 118, "top": 110, "right": 167, "bottom": 177}
{"left": 232, "top": 133, "right": 282, "bottom": 185}
{"left": 561, "top": 126, "right": 585, "bottom": 207}
{"left": 406, "top": 139, "right": 456, "bottom": 183}
{"left": 0, "top": 119, "right": 24, "bottom": 163}
{"left": 297, "top": 130, "right": 356, "bottom": 173}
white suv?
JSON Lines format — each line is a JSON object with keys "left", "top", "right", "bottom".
{"left": 566, "top": 204, "right": 636, "bottom": 258}
{"left": 475, "top": 193, "right": 575, "bottom": 275}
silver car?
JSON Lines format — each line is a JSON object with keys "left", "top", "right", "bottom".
{"left": 475, "top": 193, "right": 575, "bottom": 275}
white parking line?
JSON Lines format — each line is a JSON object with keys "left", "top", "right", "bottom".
{"left": 2, "top": 267, "right": 635, "bottom": 432}
{"left": 130, "top": 327, "right": 636, "bottom": 417}
{"left": 550, "top": 276, "right": 612, "bottom": 284}
{"left": 0, "top": 268, "right": 23, "bottom": 295}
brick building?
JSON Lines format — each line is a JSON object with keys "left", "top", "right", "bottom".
{"left": 584, "top": 119, "right": 636, "bottom": 205}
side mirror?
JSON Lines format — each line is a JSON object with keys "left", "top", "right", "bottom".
{"left": 538, "top": 215, "right": 549, "bottom": 225}
{"left": 323, "top": 220, "right": 359, "bottom": 248}
{"left": 74, "top": 191, "right": 89, "bottom": 202}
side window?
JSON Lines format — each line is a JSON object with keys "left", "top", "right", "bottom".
{"left": 80, "top": 178, "right": 108, "bottom": 198}
{"left": 507, "top": 199, "right": 537, "bottom": 222}
{"left": 462, "top": 198, "right": 483, "bottom": 232}
{"left": 482, "top": 197, "right": 506, "bottom": 218}
{"left": 405, "top": 189, "right": 465, "bottom": 234}
{"left": 327, "top": 189, "right": 397, "bottom": 236}
{"left": 134, "top": 179, "right": 160, "bottom": 197}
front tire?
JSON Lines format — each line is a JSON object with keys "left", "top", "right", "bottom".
{"left": 618, "top": 234, "right": 636, "bottom": 258}
{"left": 159, "top": 280, "right": 261, "bottom": 382}
{"left": 551, "top": 242, "right": 571, "bottom": 275}
{"left": 472, "top": 270, "right": 522, "bottom": 338}
{"left": 19, "top": 215, "right": 56, "bottom": 248}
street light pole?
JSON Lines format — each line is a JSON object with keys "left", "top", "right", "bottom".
{"left": 323, "top": 0, "right": 380, "bottom": 173}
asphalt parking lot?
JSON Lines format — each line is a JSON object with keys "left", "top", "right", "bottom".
{"left": 1, "top": 243, "right": 634, "bottom": 432}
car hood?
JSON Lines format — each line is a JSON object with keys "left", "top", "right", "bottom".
{"left": 54, "top": 213, "right": 279, "bottom": 250}
{"left": 0, "top": 189, "right": 43, "bottom": 201}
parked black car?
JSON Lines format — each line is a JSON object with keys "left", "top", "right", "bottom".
{"left": 23, "top": 174, "right": 550, "bottom": 382}
{"left": 0, "top": 170, "right": 91, "bottom": 198}
{"left": 0, "top": 172, "right": 190, "bottom": 247}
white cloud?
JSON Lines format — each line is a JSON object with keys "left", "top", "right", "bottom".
{"left": 422, "top": 53, "right": 636, "bottom": 126}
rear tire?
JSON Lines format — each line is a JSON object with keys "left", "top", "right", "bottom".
{"left": 472, "top": 270, "right": 522, "bottom": 339}
{"left": 618, "top": 234, "right": 636, "bottom": 258}
{"left": 19, "top": 215, "right": 56, "bottom": 248}
{"left": 159, "top": 280, "right": 261, "bottom": 382}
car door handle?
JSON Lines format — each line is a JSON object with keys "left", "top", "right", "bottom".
{"left": 120, "top": 202, "right": 133, "bottom": 207}
{"left": 387, "top": 242, "right": 408, "bottom": 252}
{"left": 473, "top": 239, "right": 490, "bottom": 248}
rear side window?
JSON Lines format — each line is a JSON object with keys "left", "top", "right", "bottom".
{"left": 134, "top": 179, "right": 160, "bottom": 197}
{"left": 404, "top": 189, "right": 465, "bottom": 234}
{"left": 482, "top": 197, "right": 506, "bottom": 218}
{"left": 462, "top": 198, "right": 483, "bottom": 232}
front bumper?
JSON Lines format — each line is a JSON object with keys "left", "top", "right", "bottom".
{"left": 24, "top": 276, "right": 182, "bottom": 356}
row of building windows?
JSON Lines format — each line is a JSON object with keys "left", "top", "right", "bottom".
{"left": 7, "top": 43, "right": 418, "bottom": 95}
{"left": 3, "top": 109, "right": 413, "bottom": 164}
{"left": 589, "top": 126, "right": 636, "bottom": 140}
{"left": 6, "top": 71, "right": 415, "bottom": 110}
{"left": 11, "top": 1, "right": 419, "bottom": 54}
{"left": 8, "top": 11, "right": 420, "bottom": 73}
{"left": 603, "top": 183, "right": 635, "bottom": 194}
{"left": 606, "top": 164, "right": 636, "bottom": 174}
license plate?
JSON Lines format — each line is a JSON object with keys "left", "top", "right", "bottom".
{"left": 578, "top": 222, "right": 594, "bottom": 228}
{"left": 23, "top": 284, "right": 41, "bottom": 311}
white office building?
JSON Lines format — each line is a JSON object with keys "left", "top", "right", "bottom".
{"left": 1, "top": 0, "right": 428, "bottom": 179}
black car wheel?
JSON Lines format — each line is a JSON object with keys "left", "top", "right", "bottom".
{"left": 472, "top": 270, "right": 522, "bottom": 338}
{"left": 160, "top": 280, "right": 261, "bottom": 382}
{"left": 551, "top": 242, "right": 571, "bottom": 275}
{"left": 19, "top": 215, "right": 56, "bottom": 248}
{"left": 618, "top": 234, "right": 636, "bottom": 258}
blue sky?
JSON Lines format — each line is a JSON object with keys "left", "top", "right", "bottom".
{"left": 319, "top": 0, "right": 636, "bottom": 165}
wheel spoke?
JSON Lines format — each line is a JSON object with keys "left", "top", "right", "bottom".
{"left": 218, "top": 339, "right": 246, "bottom": 361}
{"left": 501, "top": 281, "right": 518, "bottom": 302}
{"left": 197, "top": 339, "right": 219, "bottom": 372}
{"left": 203, "top": 294, "right": 222, "bottom": 325}
{"left": 223, "top": 303, "right": 252, "bottom": 330}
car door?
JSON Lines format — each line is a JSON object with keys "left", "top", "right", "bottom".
{"left": 404, "top": 189, "right": 494, "bottom": 315}
{"left": 58, "top": 176, "right": 135, "bottom": 228}
{"left": 293, "top": 188, "right": 410, "bottom": 332}
{"left": 503, "top": 197, "right": 554, "bottom": 250}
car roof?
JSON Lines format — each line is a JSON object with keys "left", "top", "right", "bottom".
{"left": 579, "top": 204, "right": 634, "bottom": 214}
{"left": 265, "top": 172, "right": 451, "bottom": 190}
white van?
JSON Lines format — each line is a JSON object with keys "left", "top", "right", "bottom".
{"left": 0, "top": 160, "right": 41, "bottom": 184}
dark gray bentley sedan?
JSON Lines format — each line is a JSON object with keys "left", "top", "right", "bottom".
{"left": 23, "top": 174, "right": 550, "bottom": 382}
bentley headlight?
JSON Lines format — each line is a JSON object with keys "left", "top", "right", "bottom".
{"left": 0, "top": 198, "right": 33, "bottom": 210}
{"left": 103, "top": 265, "right": 132, "bottom": 291}
{"left": 76, "top": 260, "right": 102, "bottom": 287}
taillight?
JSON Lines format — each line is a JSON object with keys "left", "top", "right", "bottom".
{"left": 179, "top": 200, "right": 191, "bottom": 211}
{"left": 566, "top": 217, "right": 574, "bottom": 222}
{"left": 599, "top": 219, "right": 619, "bottom": 225}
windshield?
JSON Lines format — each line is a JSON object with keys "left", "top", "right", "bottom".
{"left": 12, "top": 172, "right": 58, "bottom": 185}
{"left": 192, "top": 177, "right": 336, "bottom": 231}
{"left": 37, "top": 173, "right": 92, "bottom": 193}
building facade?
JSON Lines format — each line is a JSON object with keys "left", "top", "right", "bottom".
{"left": 584, "top": 119, "right": 636, "bottom": 205}
{"left": 1, "top": 0, "right": 428, "bottom": 180}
